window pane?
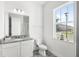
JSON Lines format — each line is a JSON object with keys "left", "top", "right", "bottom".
{"left": 61, "top": 5, "right": 67, "bottom": 25}
{"left": 66, "top": 3, "right": 74, "bottom": 42}
{"left": 60, "top": 5, "right": 67, "bottom": 41}
{"left": 55, "top": 2, "right": 74, "bottom": 42}
{"left": 55, "top": 8, "right": 60, "bottom": 24}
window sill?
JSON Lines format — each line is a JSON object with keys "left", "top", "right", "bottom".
{"left": 53, "top": 38, "right": 75, "bottom": 44}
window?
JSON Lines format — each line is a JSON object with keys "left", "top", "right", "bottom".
{"left": 54, "top": 2, "right": 75, "bottom": 42}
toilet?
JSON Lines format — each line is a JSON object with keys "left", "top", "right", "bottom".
{"left": 35, "top": 40, "right": 47, "bottom": 56}
{"left": 38, "top": 44, "right": 47, "bottom": 56}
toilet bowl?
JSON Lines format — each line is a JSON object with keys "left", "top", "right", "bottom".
{"left": 38, "top": 44, "right": 47, "bottom": 56}
{"left": 34, "top": 39, "right": 47, "bottom": 56}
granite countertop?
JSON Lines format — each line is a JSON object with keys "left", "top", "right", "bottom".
{"left": 0, "top": 37, "right": 33, "bottom": 44}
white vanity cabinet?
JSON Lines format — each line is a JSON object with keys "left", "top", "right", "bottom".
{"left": 21, "top": 40, "right": 34, "bottom": 57}
{"left": 1, "top": 40, "right": 34, "bottom": 57}
{"left": 2, "top": 42, "right": 20, "bottom": 57}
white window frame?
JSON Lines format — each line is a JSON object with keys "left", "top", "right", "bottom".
{"left": 53, "top": 1, "right": 77, "bottom": 43}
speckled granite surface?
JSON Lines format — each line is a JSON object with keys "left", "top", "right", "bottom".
{"left": 0, "top": 37, "right": 33, "bottom": 44}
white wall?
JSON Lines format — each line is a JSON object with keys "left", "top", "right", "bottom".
{"left": 0, "top": 2, "right": 4, "bottom": 39}
{"left": 4, "top": 1, "right": 43, "bottom": 44}
{"left": 43, "top": 1, "right": 76, "bottom": 57}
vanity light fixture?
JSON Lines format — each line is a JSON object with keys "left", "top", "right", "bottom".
{"left": 13, "top": 8, "right": 24, "bottom": 13}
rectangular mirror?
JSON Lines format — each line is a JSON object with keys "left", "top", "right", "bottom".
{"left": 8, "top": 13, "right": 29, "bottom": 37}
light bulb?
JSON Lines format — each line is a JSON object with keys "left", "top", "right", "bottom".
{"left": 22, "top": 11, "right": 24, "bottom": 13}
{"left": 18, "top": 9, "right": 20, "bottom": 13}
{"left": 14, "top": 8, "right": 17, "bottom": 13}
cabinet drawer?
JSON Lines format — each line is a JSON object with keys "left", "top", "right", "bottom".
{"left": 2, "top": 42, "right": 20, "bottom": 48}
{"left": 21, "top": 46, "right": 33, "bottom": 57}
{"left": 21, "top": 40, "right": 34, "bottom": 46}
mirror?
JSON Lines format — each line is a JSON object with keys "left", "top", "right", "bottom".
{"left": 8, "top": 13, "right": 29, "bottom": 37}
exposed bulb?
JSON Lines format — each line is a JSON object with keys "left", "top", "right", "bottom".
{"left": 14, "top": 8, "right": 17, "bottom": 13}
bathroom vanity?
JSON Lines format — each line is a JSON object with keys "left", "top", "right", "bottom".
{"left": 0, "top": 38, "right": 34, "bottom": 57}
{"left": 0, "top": 12, "right": 34, "bottom": 57}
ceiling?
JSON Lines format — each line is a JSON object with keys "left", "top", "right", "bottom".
{"left": 4, "top": 1, "right": 47, "bottom": 6}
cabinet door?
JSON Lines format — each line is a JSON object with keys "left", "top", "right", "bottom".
{"left": 0, "top": 50, "right": 2, "bottom": 57}
{"left": 2, "top": 46, "right": 20, "bottom": 57}
{"left": 21, "top": 40, "right": 34, "bottom": 57}
{"left": 2, "top": 42, "right": 20, "bottom": 57}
